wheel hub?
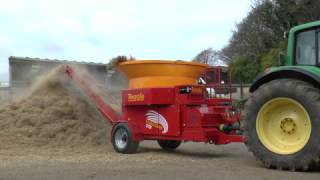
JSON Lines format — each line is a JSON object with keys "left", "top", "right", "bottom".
{"left": 115, "top": 128, "right": 128, "bottom": 150}
{"left": 280, "top": 118, "right": 296, "bottom": 134}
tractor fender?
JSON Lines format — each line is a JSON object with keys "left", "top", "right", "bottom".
{"left": 250, "top": 68, "right": 320, "bottom": 92}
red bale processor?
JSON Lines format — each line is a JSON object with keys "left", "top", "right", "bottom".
{"left": 65, "top": 60, "right": 243, "bottom": 153}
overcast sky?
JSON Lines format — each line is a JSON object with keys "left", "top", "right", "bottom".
{"left": 0, "top": 0, "right": 252, "bottom": 81}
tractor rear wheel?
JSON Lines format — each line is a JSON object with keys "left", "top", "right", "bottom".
{"left": 243, "top": 79, "right": 320, "bottom": 171}
{"left": 158, "top": 140, "right": 181, "bottom": 150}
{"left": 111, "top": 123, "right": 139, "bottom": 154}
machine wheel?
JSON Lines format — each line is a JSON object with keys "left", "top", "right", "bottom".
{"left": 111, "top": 123, "right": 139, "bottom": 154}
{"left": 157, "top": 140, "right": 181, "bottom": 150}
{"left": 243, "top": 79, "right": 320, "bottom": 171}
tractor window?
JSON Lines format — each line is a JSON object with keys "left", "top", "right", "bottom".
{"left": 295, "top": 30, "right": 316, "bottom": 65}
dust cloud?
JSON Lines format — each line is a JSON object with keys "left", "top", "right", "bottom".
{"left": 0, "top": 66, "right": 111, "bottom": 149}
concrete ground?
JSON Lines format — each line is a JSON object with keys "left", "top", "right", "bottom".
{"left": 0, "top": 142, "right": 319, "bottom": 180}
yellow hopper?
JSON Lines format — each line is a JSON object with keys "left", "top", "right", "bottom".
{"left": 117, "top": 60, "right": 208, "bottom": 89}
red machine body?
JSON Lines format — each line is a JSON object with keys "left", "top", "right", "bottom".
{"left": 65, "top": 65, "right": 243, "bottom": 146}
{"left": 121, "top": 67, "right": 243, "bottom": 144}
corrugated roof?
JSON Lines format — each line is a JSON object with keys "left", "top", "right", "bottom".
{"left": 9, "top": 56, "right": 106, "bottom": 66}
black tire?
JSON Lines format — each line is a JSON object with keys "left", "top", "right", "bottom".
{"left": 243, "top": 79, "right": 320, "bottom": 171}
{"left": 157, "top": 140, "right": 181, "bottom": 150}
{"left": 111, "top": 123, "right": 139, "bottom": 154}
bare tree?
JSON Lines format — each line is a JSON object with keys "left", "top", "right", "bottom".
{"left": 193, "top": 48, "right": 226, "bottom": 66}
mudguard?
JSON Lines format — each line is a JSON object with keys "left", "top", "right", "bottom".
{"left": 250, "top": 67, "right": 320, "bottom": 92}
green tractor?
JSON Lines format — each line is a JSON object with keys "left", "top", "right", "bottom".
{"left": 244, "top": 21, "right": 320, "bottom": 171}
